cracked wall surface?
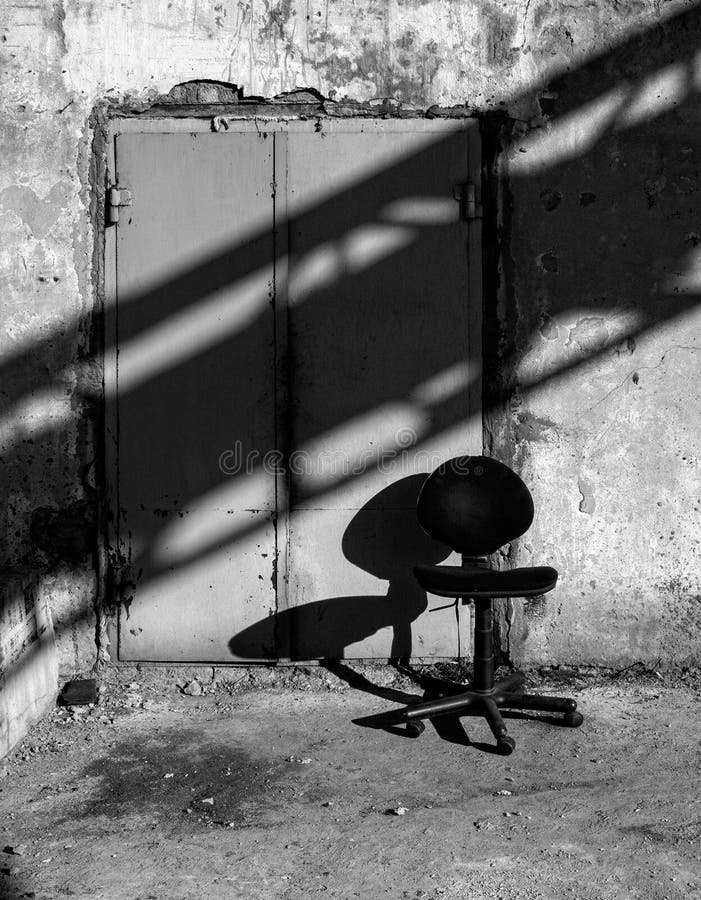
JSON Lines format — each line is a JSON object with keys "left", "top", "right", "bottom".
{"left": 1, "top": 0, "right": 700, "bottom": 671}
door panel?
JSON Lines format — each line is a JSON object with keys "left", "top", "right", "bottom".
{"left": 113, "top": 132, "right": 278, "bottom": 661}
{"left": 286, "top": 508, "right": 471, "bottom": 661}
{"left": 284, "top": 123, "right": 479, "bottom": 658}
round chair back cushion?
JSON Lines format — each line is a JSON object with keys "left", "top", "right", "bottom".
{"left": 416, "top": 456, "right": 534, "bottom": 556}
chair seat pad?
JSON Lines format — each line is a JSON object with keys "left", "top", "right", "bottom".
{"left": 414, "top": 564, "right": 558, "bottom": 598}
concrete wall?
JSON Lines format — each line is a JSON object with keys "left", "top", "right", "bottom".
{"left": 1, "top": 0, "right": 699, "bottom": 673}
{"left": 0, "top": 569, "right": 58, "bottom": 758}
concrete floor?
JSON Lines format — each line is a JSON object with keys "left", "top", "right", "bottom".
{"left": 1, "top": 667, "right": 699, "bottom": 899}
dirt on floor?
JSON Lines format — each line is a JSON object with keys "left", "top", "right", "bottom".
{"left": 0, "top": 664, "right": 699, "bottom": 900}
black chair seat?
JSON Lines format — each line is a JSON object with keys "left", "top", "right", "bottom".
{"left": 414, "top": 564, "right": 558, "bottom": 598}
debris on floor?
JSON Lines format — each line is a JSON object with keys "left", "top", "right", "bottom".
{"left": 0, "top": 667, "right": 699, "bottom": 898}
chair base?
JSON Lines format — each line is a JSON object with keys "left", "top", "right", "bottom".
{"left": 382, "top": 670, "right": 583, "bottom": 755}
{"left": 356, "top": 596, "right": 583, "bottom": 754}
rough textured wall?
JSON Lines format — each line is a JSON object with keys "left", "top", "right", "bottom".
{"left": 487, "top": 7, "right": 701, "bottom": 666}
{"left": 0, "top": 0, "right": 699, "bottom": 671}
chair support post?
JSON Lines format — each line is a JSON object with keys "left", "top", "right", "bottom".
{"left": 472, "top": 597, "right": 494, "bottom": 692}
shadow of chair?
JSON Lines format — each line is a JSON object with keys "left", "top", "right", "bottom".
{"left": 229, "top": 474, "right": 450, "bottom": 666}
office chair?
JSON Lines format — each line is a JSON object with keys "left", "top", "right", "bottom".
{"left": 372, "top": 455, "right": 583, "bottom": 755}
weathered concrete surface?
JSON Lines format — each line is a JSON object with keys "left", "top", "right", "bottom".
{"left": 0, "top": 674, "right": 699, "bottom": 898}
{"left": 0, "top": 569, "right": 57, "bottom": 758}
{"left": 0, "top": 0, "right": 700, "bottom": 679}
{"left": 488, "top": 10, "right": 701, "bottom": 665}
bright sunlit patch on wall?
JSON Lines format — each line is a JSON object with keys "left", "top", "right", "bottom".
{"left": 120, "top": 520, "right": 276, "bottom": 659}
{"left": 153, "top": 412, "right": 484, "bottom": 565}
{"left": 288, "top": 243, "right": 340, "bottom": 303}
{"left": 510, "top": 59, "right": 694, "bottom": 179}
{"left": 410, "top": 360, "right": 474, "bottom": 405}
{"left": 341, "top": 224, "right": 415, "bottom": 270}
{"left": 515, "top": 308, "right": 642, "bottom": 386}
{"left": 381, "top": 197, "right": 458, "bottom": 225}
{"left": 289, "top": 416, "right": 483, "bottom": 513}
{"left": 616, "top": 62, "right": 688, "bottom": 130}
{"left": 152, "top": 469, "right": 273, "bottom": 565}
{"left": 507, "top": 88, "right": 627, "bottom": 177}
{"left": 288, "top": 225, "right": 415, "bottom": 304}
{"left": 293, "top": 402, "right": 427, "bottom": 492}
{"left": 104, "top": 266, "right": 273, "bottom": 394}
{"left": 0, "top": 389, "right": 76, "bottom": 449}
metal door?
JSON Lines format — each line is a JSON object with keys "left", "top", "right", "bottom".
{"left": 109, "top": 130, "right": 278, "bottom": 661}
{"left": 280, "top": 121, "right": 480, "bottom": 660}
{"left": 108, "top": 120, "right": 481, "bottom": 661}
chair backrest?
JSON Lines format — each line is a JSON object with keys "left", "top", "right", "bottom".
{"left": 416, "top": 456, "right": 534, "bottom": 557}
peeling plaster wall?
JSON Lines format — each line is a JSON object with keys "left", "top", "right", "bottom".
{"left": 1, "top": 0, "right": 699, "bottom": 671}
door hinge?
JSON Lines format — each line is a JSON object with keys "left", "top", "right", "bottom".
{"left": 107, "top": 186, "right": 133, "bottom": 225}
{"left": 452, "top": 182, "right": 482, "bottom": 221}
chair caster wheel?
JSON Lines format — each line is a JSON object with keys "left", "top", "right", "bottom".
{"left": 406, "top": 720, "right": 426, "bottom": 738}
{"left": 496, "top": 736, "right": 515, "bottom": 756}
{"left": 563, "top": 711, "right": 583, "bottom": 728}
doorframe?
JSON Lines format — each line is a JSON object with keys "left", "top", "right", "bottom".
{"left": 100, "top": 111, "right": 483, "bottom": 663}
